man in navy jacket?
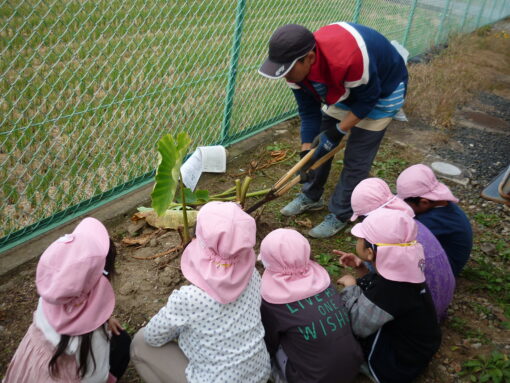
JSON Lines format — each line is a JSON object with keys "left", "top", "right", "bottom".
{"left": 259, "top": 23, "right": 408, "bottom": 238}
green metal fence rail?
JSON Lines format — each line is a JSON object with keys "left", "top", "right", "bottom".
{"left": 1, "top": 0, "right": 509, "bottom": 253}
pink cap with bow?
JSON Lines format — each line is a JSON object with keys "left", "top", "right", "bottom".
{"left": 259, "top": 228, "right": 331, "bottom": 304}
{"left": 396, "top": 164, "right": 459, "bottom": 202}
{"left": 350, "top": 177, "right": 415, "bottom": 221}
{"left": 351, "top": 209, "right": 426, "bottom": 283}
{"left": 181, "top": 202, "right": 256, "bottom": 304}
{"left": 36, "top": 217, "right": 115, "bottom": 336}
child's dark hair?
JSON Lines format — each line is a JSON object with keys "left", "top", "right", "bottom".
{"left": 104, "top": 238, "right": 117, "bottom": 279}
{"left": 364, "top": 239, "right": 378, "bottom": 255}
{"left": 48, "top": 238, "right": 115, "bottom": 378}
{"left": 404, "top": 197, "right": 422, "bottom": 204}
{"left": 49, "top": 332, "right": 97, "bottom": 379}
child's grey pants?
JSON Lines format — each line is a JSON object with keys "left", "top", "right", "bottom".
{"left": 302, "top": 115, "right": 388, "bottom": 222}
{"left": 130, "top": 328, "right": 188, "bottom": 383}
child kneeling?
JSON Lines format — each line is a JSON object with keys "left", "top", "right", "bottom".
{"left": 130, "top": 202, "right": 270, "bottom": 383}
{"left": 337, "top": 209, "right": 441, "bottom": 383}
{"left": 259, "top": 228, "right": 363, "bottom": 383}
{"left": 3, "top": 218, "right": 131, "bottom": 383}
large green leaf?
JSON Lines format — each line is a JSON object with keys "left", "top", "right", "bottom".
{"left": 151, "top": 133, "right": 191, "bottom": 216}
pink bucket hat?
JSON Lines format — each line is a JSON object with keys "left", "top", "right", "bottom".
{"left": 36, "top": 217, "right": 115, "bottom": 336}
{"left": 181, "top": 202, "right": 256, "bottom": 304}
{"left": 351, "top": 209, "right": 425, "bottom": 283}
{"left": 259, "top": 228, "right": 330, "bottom": 304}
{"left": 350, "top": 177, "right": 415, "bottom": 221}
{"left": 396, "top": 164, "right": 459, "bottom": 202}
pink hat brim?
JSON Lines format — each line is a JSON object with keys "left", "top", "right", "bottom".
{"left": 42, "top": 276, "right": 115, "bottom": 336}
{"left": 261, "top": 260, "right": 331, "bottom": 304}
{"left": 420, "top": 182, "right": 459, "bottom": 203}
{"left": 181, "top": 239, "right": 256, "bottom": 304}
{"left": 376, "top": 246, "right": 425, "bottom": 283}
{"left": 350, "top": 222, "right": 366, "bottom": 239}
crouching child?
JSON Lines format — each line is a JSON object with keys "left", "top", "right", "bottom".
{"left": 337, "top": 209, "right": 441, "bottom": 383}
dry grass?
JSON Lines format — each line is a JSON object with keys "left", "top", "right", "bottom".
{"left": 405, "top": 26, "right": 510, "bottom": 127}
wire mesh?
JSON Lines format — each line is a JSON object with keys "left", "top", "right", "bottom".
{"left": 1, "top": 0, "right": 508, "bottom": 252}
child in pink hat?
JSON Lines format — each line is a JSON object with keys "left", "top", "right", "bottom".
{"left": 130, "top": 202, "right": 270, "bottom": 383}
{"left": 396, "top": 164, "right": 473, "bottom": 276}
{"left": 3, "top": 217, "right": 131, "bottom": 383}
{"left": 336, "top": 209, "right": 441, "bottom": 383}
{"left": 259, "top": 228, "right": 363, "bottom": 383}
{"left": 348, "top": 177, "right": 455, "bottom": 321}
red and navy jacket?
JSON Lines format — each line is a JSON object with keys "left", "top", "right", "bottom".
{"left": 288, "top": 22, "right": 408, "bottom": 143}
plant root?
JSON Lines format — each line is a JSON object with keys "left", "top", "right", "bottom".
{"left": 233, "top": 149, "right": 295, "bottom": 177}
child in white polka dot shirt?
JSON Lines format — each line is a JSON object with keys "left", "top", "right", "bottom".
{"left": 130, "top": 202, "right": 270, "bottom": 383}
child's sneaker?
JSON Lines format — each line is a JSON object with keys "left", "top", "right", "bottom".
{"left": 308, "top": 214, "right": 347, "bottom": 238}
{"left": 280, "top": 193, "right": 323, "bottom": 216}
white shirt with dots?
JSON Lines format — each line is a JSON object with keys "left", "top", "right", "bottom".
{"left": 144, "top": 270, "right": 271, "bottom": 383}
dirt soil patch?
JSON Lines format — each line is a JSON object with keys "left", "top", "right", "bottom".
{"left": 1, "top": 22, "right": 510, "bottom": 383}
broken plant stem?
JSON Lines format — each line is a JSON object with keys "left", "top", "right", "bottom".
{"left": 235, "top": 179, "right": 241, "bottom": 203}
{"left": 211, "top": 186, "right": 237, "bottom": 198}
{"left": 179, "top": 173, "right": 190, "bottom": 245}
{"left": 162, "top": 188, "right": 271, "bottom": 209}
{"left": 239, "top": 176, "right": 252, "bottom": 207}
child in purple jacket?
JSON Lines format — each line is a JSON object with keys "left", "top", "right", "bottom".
{"left": 347, "top": 177, "right": 455, "bottom": 320}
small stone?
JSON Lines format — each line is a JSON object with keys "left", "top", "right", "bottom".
{"left": 158, "top": 274, "right": 175, "bottom": 285}
{"left": 19, "top": 270, "right": 33, "bottom": 278}
{"left": 480, "top": 243, "right": 497, "bottom": 255}
{"left": 127, "top": 220, "right": 146, "bottom": 235}
{"left": 149, "top": 238, "right": 158, "bottom": 247}
{"left": 119, "top": 281, "right": 138, "bottom": 295}
{"left": 471, "top": 343, "right": 482, "bottom": 349}
{"left": 134, "top": 247, "right": 155, "bottom": 260}
{"left": 0, "top": 281, "right": 15, "bottom": 293}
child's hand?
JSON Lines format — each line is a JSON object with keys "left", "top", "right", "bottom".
{"left": 333, "top": 250, "right": 362, "bottom": 268}
{"left": 107, "top": 316, "right": 124, "bottom": 336}
{"left": 337, "top": 275, "right": 357, "bottom": 287}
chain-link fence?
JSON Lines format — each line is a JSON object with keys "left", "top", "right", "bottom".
{"left": 1, "top": 0, "right": 508, "bottom": 252}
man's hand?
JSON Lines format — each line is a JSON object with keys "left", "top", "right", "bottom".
{"left": 337, "top": 274, "right": 357, "bottom": 287}
{"left": 311, "top": 124, "right": 346, "bottom": 163}
{"left": 299, "top": 150, "right": 310, "bottom": 159}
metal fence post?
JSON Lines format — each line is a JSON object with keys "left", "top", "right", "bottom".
{"left": 436, "top": 0, "right": 453, "bottom": 45}
{"left": 353, "top": 0, "right": 363, "bottom": 23}
{"left": 476, "top": 0, "right": 488, "bottom": 27}
{"left": 220, "top": 0, "right": 247, "bottom": 142}
{"left": 403, "top": 0, "right": 419, "bottom": 47}
{"left": 461, "top": 0, "right": 474, "bottom": 31}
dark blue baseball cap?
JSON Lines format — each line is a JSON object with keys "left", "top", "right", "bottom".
{"left": 258, "top": 24, "right": 315, "bottom": 79}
